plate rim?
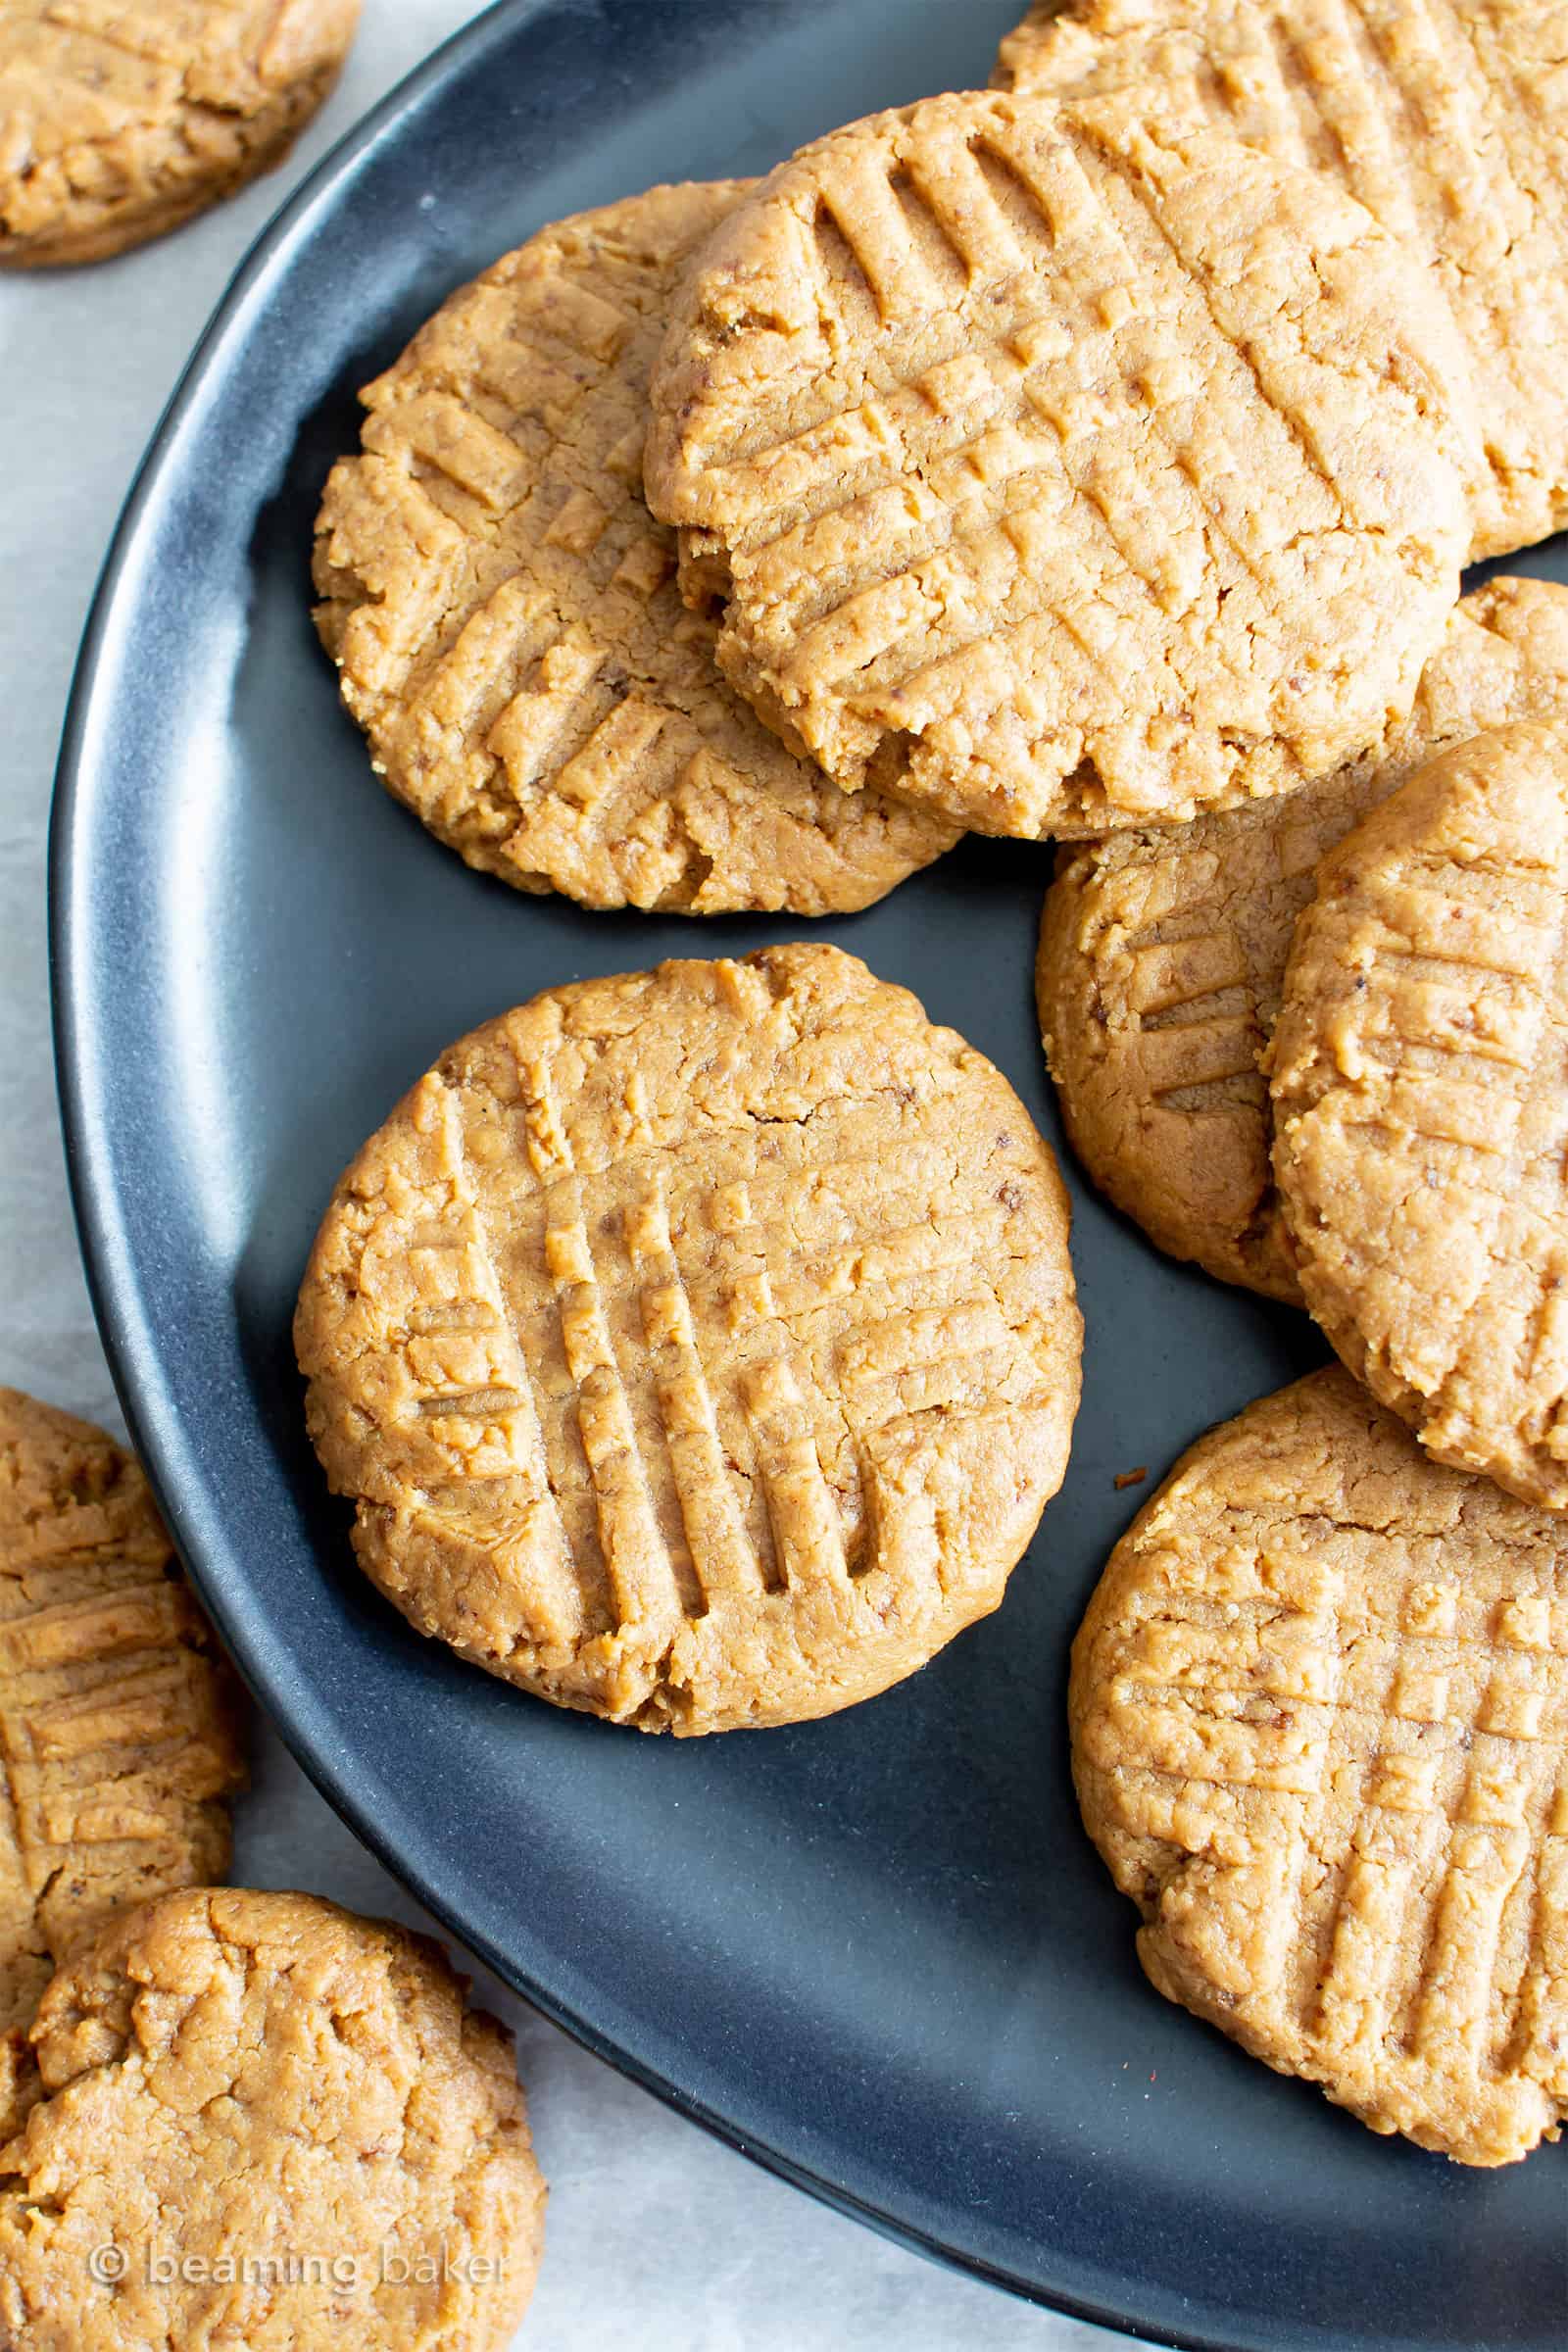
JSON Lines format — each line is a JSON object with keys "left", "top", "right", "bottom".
{"left": 44, "top": 8, "right": 1555, "bottom": 2348}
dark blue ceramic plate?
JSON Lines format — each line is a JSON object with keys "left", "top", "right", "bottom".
{"left": 51, "top": 5, "right": 1565, "bottom": 2345}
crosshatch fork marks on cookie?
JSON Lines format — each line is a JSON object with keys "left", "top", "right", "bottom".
{"left": 1271, "top": 721, "right": 1568, "bottom": 1511}
{"left": 996, "top": 0, "right": 1568, "bottom": 562}
{"left": 0, "top": 1391, "right": 245, "bottom": 2036}
{"left": 1037, "top": 578, "right": 1568, "bottom": 1303}
{"left": 1071, "top": 1368, "right": 1568, "bottom": 2166}
{"left": 644, "top": 87, "right": 1476, "bottom": 841}
{"left": 295, "top": 947, "right": 1083, "bottom": 1736}
{"left": 312, "top": 181, "right": 956, "bottom": 917}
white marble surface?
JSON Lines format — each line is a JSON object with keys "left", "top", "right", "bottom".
{"left": 0, "top": 7, "right": 1141, "bottom": 2346}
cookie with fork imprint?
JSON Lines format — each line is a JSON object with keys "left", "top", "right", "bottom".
{"left": 1038, "top": 577, "right": 1568, "bottom": 1302}
{"left": 995, "top": 0, "right": 1568, "bottom": 562}
{"left": 0, "top": 1388, "right": 246, "bottom": 2036}
{"left": 314, "top": 182, "right": 958, "bottom": 915}
{"left": 643, "top": 88, "right": 1476, "bottom": 839}
{"left": 294, "top": 943, "right": 1082, "bottom": 1734}
{"left": 0, "top": 0, "right": 361, "bottom": 269}
{"left": 1271, "top": 721, "right": 1568, "bottom": 1510}
{"left": 1072, "top": 1365, "right": 1568, "bottom": 2165}
{"left": 0, "top": 1888, "right": 545, "bottom": 2350}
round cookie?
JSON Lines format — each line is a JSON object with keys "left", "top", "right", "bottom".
{"left": 0, "top": 1388, "right": 245, "bottom": 2035}
{"left": 314, "top": 182, "right": 958, "bottom": 915}
{"left": 1038, "top": 578, "right": 1568, "bottom": 1301}
{"left": 1072, "top": 1366, "right": 1568, "bottom": 2166}
{"left": 0, "top": 1, "right": 361, "bottom": 269}
{"left": 642, "top": 89, "right": 1476, "bottom": 840}
{"left": 1272, "top": 721, "right": 1568, "bottom": 1511}
{"left": 0, "top": 1888, "right": 545, "bottom": 2349}
{"left": 994, "top": 0, "right": 1568, "bottom": 562}
{"left": 295, "top": 943, "right": 1082, "bottom": 1734}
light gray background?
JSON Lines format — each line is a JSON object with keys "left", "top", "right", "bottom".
{"left": 0, "top": 6, "right": 1142, "bottom": 2346}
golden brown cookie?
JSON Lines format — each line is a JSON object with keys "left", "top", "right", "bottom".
{"left": 314, "top": 182, "right": 958, "bottom": 914}
{"left": 996, "top": 0, "right": 1568, "bottom": 562}
{"left": 295, "top": 943, "right": 1082, "bottom": 1734}
{"left": 1072, "top": 1366, "right": 1568, "bottom": 2165}
{"left": 643, "top": 88, "right": 1476, "bottom": 840}
{"left": 0, "top": 1388, "right": 245, "bottom": 2036}
{"left": 1272, "top": 721, "right": 1568, "bottom": 1511}
{"left": 1039, "top": 578, "right": 1568, "bottom": 1301}
{"left": 0, "top": 1887, "right": 545, "bottom": 2349}
{"left": 0, "top": 1, "right": 360, "bottom": 269}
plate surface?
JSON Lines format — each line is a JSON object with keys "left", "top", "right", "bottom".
{"left": 51, "top": 5, "right": 1565, "bottom": 2346}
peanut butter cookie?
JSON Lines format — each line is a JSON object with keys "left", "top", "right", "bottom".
{"left": 295, "top": 944, "right": 1082, "bottom": 1734}
{"left": 996, "top": 0, "right": 1568, "bottom": 561}
{"left": 643, "top": 89, "right": 1475, "bottom": 838}
{"left": 1273, "top": 721, "right": 1568, "bottom": 1510}
{"left": 0, "top": 1389, "right": 245, "bottom": 2035}
{"left": 1072, "top": 1367, "right": 1568, "bottom": 2165}
{"left": 315, "top": 182, "right": 957, "bottom": 914}
{"left": 0, "top": 1, "right": 360, "bottom": 269}
{"left": 0, "top": 1887, "right": 545, "bottom": 2349}
{"left": 1039, "top": 578, "right": 1568, "bottom": 1300}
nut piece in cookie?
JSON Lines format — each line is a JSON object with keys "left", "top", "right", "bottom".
{"left": 1072, "top": 1367, "right": 1568, "bottom": 2164}
{"left": 314, "top": 181, "right": 958, "bottom": 915}
{"left": 995, "top": 0, "right": 1568, "bottom": 561}
{"left": 1272, "top": 720, "right": 1568, "bottom": 1509}
{"left": 0, "top": 1, "right": 361, "bottom": 269}
{"left": 644, "top": 89, "right": 1475, "bottom": 839}
{"left": 295, "top": 943, "right": 1082, "bottom": 1733}
{"left": 0, "top": 1887, "right": 545, "bottom": 2349}
{"left": 0, "top": 1387, "right": 246, "bottom": 2034}
{"left": 1038, "top": 578, "right": 1568, "bottom": 1300}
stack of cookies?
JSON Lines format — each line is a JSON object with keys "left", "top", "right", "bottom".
{"left": 291, "top": 1, "right": 1568, "bottom": 2182}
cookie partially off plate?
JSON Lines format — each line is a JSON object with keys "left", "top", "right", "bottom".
{"left": 50, "top": 3, "right": 1568, "bottom": 2348}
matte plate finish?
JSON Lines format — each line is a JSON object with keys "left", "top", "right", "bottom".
{"left": 51, "top": 5, "right": 1566, "bottom": 2345}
